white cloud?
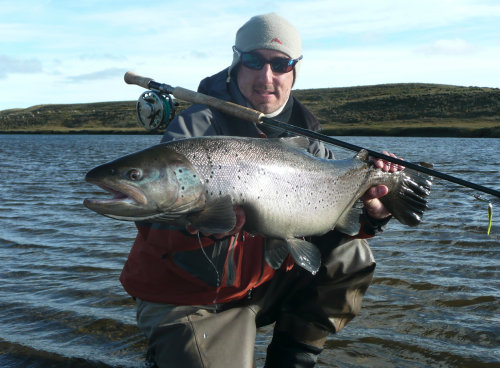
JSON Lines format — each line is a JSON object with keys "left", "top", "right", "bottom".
{"left": 64, "top": 67, "right": 129, "bottom": 83}
{"left": 0, "top": 54, "right": 43, "bottom": 79}
{"left": 79, "top": 53, "right": 128, "bottom": 61}
{"left": 416, "top": 38, "right": 479, "bottom": 56}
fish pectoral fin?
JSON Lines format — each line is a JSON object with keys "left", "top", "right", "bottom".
{"left": 286, "top": 238, "right": 321, "bottom": 274}
{"left": 187, "top": 195, "right": 236, "bottom": 234}
{"left": 264, "top": 239, "right": 289, "bottom": 270}
{"left": 335, "top": 206, "right": 363, "bottom": 236}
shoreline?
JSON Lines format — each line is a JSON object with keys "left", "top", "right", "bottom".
{"left": 1, "top": 126, "right": 499, "bottom": 138}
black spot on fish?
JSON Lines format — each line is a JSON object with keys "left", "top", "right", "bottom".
{"left": 181, "top": 186, "right": 185, "bottom": 190}
{"left": 206, "top": 179, "right": 209, "bottom": 183}
{"left": 179, "top": 169, "right": 183, "bottom": 173}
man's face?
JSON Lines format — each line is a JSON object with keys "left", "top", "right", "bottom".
{"left": 237, "top": 49, "right": 294, "bottom": 114}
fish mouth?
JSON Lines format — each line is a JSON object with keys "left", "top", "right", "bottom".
{"left": 84, "top": 180, "right": 147, "bottom": 207}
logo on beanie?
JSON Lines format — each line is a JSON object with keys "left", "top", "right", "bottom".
{"left": 270, "top": 38, "right": 282, "bottom": 44}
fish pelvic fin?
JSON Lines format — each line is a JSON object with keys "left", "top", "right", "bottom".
{"left": 380, "top": 167, "right": 433, "bottom": 227}
{"left": 264, "top": 239, "right": 289, "bottom": 270}
{"left": 187, "top": 195, "right": 236, "bottom": 234}
{"left": 286, "top": 238, "right": 321, "bottom": 274}
{"left": 264, "top": 238, "right": 321, "bottom": 274}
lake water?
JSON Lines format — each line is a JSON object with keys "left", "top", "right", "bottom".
{"left": 1, "top": 134, "right": 499, "bottom": 368}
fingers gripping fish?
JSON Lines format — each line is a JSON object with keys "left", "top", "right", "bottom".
{"left": 84, "top": 136, "right": 433, "bottom": 274}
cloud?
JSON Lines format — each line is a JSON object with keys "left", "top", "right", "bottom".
{"left": 0, "top": 54, "right": 43, "bottom": 79}
{"left": 190, "top": 50, "right": 210, "bottom": 59}
{"left": 359, "top": 31, "right": 384, "bottom": 43}
{"left": 64, "top": 67, "right": 129, "bottom": 83}
{"left": 415, "top": 38, "right": 479, "bottom": 56}
{"left": 79, "top": 53, "right": 128, "bottom": 61}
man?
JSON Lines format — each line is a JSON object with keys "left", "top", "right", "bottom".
{"left": 120, "top": 13, "right": 401, "bottom": 368}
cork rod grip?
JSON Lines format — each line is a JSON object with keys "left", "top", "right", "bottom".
{"left": 124, "top": 71, "right": 153, "bottom": 89}
{"left": 173, "top": 87, "right": 264, "bottom": 124}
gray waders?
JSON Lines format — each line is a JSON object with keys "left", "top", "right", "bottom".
{"left": 136, "top": 232, "right": 376, "bottom": 368}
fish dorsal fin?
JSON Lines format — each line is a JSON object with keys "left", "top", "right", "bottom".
{"left": 286, "top": 238, "right": 321, "bottom": 274}
{"left": 335, "top": 206, "right": 363, "bottom": 236}
{"left": 264, "top": 239, "right": 289, "bottom": 270}
{"left": 354, "top": 149, "right": 369, "bottom": 161}
{"left": 279, "top": 136, "right": 310, "bottom": 151}
{"left": 187, "top": 195, "right": 236, "bottom": 234}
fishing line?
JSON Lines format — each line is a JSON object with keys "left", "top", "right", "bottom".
{"left": 197, "top": 232, "right": 220, "bottom": 339}
{"left": 433, "top": 179, "right": 496, "bottom": 235}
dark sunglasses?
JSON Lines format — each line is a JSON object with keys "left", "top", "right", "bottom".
{"left": 233, "top": 46, "right": 302, "bottom": 74}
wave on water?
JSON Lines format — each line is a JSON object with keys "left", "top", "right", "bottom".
{"left": 1, "top": 135, "right": 499, "bottom": 367}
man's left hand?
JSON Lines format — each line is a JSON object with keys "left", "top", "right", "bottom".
{"left": 361, "top": 151, "right": 404, "bottom": 220}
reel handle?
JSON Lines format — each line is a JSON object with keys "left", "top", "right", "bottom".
{"left": 124, "top": 71, "right": 264, "bottom": 124}
{"left": 124, "top": 71, "right": 154, "bottom": 89}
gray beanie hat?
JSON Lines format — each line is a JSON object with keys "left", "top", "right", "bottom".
{"left": 228, "top": 13, "right": 302, "bottom": 82}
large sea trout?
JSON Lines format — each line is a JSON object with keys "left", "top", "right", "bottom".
{"left": 84, "top": 136, "right": 432, "bottom": 273}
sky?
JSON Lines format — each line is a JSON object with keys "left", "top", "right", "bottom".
{"left": 1, "top": 0, "right": 499, "bottom": 111}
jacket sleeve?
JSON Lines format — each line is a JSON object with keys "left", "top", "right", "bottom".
{"left": 161, "top": 104, "right": 221, "bottom": 143}
{"left": 307, "top": 139, "right": 335, "bottom": 160}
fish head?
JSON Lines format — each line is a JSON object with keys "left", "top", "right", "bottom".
{"left": 83, "top": 144, "right": 204, "bottom": 221}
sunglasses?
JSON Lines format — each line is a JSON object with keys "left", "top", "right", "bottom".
{"left": 233, "top": 46, "right": 302, "bottom": 74}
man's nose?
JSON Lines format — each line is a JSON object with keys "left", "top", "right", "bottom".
{"left": 256, "top": 63, "right": 274, "bottom": 84}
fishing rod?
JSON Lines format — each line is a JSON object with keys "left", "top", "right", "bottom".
{"left": 124, "top": 71, "right": 500, "bottom": 201}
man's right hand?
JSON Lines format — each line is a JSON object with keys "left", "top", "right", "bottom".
{"left": 186, "top": 205, "right": 246, "bottom": 239}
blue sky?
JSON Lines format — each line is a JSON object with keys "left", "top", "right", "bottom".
{"left": 1, "top": 0, "right": 499, "bottom": 110}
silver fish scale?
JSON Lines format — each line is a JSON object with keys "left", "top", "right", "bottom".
{"left": 167, "top": 137, "right": 379, "bottom": 239}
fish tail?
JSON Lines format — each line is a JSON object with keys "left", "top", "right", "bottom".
{"left": 380, "top": 164, "right": 433, "bottom": 227}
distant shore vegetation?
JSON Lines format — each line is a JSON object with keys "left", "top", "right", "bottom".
{"left": 1, "top": 83, "right": 499, "bottom": 137}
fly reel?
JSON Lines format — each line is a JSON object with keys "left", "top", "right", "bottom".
{"left": 136, "top": 91, "right": 176, "bottom": 130}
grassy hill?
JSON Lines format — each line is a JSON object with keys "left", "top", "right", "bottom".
{"left": 1, "top": 83, "right": 499, "bottom": 137}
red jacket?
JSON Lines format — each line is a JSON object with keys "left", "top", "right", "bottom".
{"left": 120, "top": 223, "right": 295, "bottom": 305}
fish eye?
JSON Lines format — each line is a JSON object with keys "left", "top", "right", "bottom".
{"left": 127, "top": 170, "right": 141, "bottom": 181}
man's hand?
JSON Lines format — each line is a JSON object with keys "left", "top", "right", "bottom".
{"left": 361, "top": 151, "right": 405, "bottom": 220}
{"left": 186, "top": 205, "right": 246, "bottom": 239}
